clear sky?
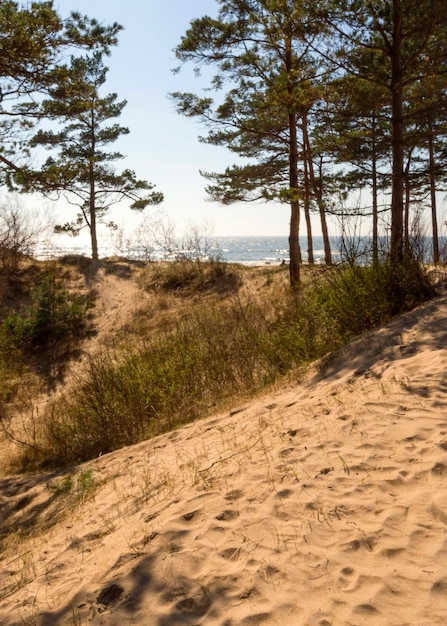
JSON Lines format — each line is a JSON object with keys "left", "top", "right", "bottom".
{"left": 51, "top": 0, "right": 294, "bottom": 238}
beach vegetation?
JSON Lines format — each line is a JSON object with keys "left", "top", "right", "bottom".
{"left": 0, "top": 257, "right": 433, "bottom": 469}
{"left": 0, "top": 259, "right": 95, "bottom": 427}
{"left": 146, "top": 258, "right": 239, "bottom": 293}
{"left": 0, "top": 203, "right": 51, "bottom": 278}
{"left": 0, "top": 271, "right": 94, "bottom": 360}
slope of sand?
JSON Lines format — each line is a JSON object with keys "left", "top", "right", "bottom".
{"left": 1, "top": 289, "right": 447, "bottom": 625}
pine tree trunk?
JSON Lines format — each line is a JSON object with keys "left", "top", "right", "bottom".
{"left": 403, "top": 151, "right": 412, "bottom": 256}
{"left": 302, "top": 113, "right": 332, "bottom": 265}
{"left": 428, "top": 130, "right": 439, "bottom": 264}
{"left": 89, "top": 165, "right": 99, "bottom": 261}
{"left": 303, "top": 145, "right": 314, "bottom": 264}
{"left": 371, "top": 113, "right": 379, "bottom": 265}
{"left": 286, "top": 35, "right": 301, "bottom": 288}
{"left": 390, "top": 0, "right": 405, "bottom": 264}
{"left": 289, "top": 199, "right": 301, "bottom": 287}
{"left": 288, "top": 111, "right": 301, "bottom": 288}
{"left": 317, "top": 155, "right": 332, "bottom": 265}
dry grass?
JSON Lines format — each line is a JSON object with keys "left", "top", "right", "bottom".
{"left": 0, "top": 256, "right": 435, "bottom": 472}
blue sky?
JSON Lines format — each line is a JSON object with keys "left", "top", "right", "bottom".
{"left": 51, "top": 0, "right": 294, "bottom": 238}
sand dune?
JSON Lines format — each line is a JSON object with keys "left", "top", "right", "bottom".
{"left": 1, "top": 293, "right": 447, "bottom": 625}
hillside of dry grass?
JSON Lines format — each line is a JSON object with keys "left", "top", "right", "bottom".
{"left": 0, "top": 257, "right": 292, "bottom": 473}
{"left": 0, "top": 267, "right": 446, "bottom": 625}
{"left": 0, "top": 255, "right": 436, "bottom": 474}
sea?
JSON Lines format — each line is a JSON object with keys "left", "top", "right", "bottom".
{"left": 41, "top": 235, "right": 347, "bottom": 265}
{"left": 39, "top": 234, "right": 443, "bottom": 265}
{"left": 212, "top": 236, "right": 335, "bottom": 265}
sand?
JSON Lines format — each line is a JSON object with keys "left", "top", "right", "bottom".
{"left": 1, "top": 285, "right": 447, "bottom": 625}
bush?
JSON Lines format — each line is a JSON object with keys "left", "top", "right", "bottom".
{"left": 42, "top": 297, "right": 280, "bottom": 463}
{"left": 311, "top": 265, "right": 392, "bottom": 337}
{"left": 34, "top": 260, "right": 435, "bottom": 467}
{"left": 307, "top": 259, "right": 434, "bottom": 339}
{"left": 1, "top": 272, "right": 93, "bottom": 355}
{"left": 385, "top": 256, "right": 435, "bottom": 314}
{"left": 146, "top": 258, "right": 239, "bottom": 293}
{"left": 0, "top": 204, "right": 50, "bottom": 277}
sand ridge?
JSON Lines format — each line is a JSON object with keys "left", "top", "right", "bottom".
{"left": 1, "top": 293, "right": 447, "bottom": 625}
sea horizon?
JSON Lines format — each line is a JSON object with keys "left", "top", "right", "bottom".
{"left": 38, "top": 235, "right": 347, "bottom": 265}
{"left": 37, "top": 233, "right": 443, "bottom": 265}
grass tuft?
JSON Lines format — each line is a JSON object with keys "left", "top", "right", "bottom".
{"left": 29, "top": 259, "right": 434, "bottom": 467}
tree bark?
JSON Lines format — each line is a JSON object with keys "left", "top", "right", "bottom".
{"left": 371, "top": 112, "right": 379, "bottom": 265}
{"left": 89, "top": 162, "right": 99, "bottom": 260}
{"left": 285, "top": 34, "right": 301, "bottom": 288}
{"left": 428, "top": 130, "right": 439, "bottom": 264}
{"left": 403, "top": 150, "right": 412, "bottom": 256}
{"left": 303, "top": 141, "right": 314, "bottom": 264}
{"left": 302, "top": 112, "right": 332, "bottom": 265}
{"left": 390, "top": 0, "right": 405, "bottom": 263}
{"left": 288, "top": 109, "right": 301, "bottom": 287}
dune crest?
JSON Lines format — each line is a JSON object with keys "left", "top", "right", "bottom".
{"left": 1, "top": 293, "right": 447, "bottom": 625}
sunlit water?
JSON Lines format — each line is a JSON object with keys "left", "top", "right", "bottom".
{"left": 39, "top": 236, "right": 346, "bottom": 265}
{"left": 38, "top": 235, "right": 442, "bottom": 265}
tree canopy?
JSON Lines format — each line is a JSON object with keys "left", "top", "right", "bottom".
{"left": 172, "top": 0, "right": 327, "bottom": 286}
{"left": 28, "top": 52, "right": 163, "bottom": 260}
{"left": 0, "top": 1, "right": 162, "bottom": 260}
{"left": 173, "top": 0, "right": 447, "bottom": 281}
{"left": 0, "top": 1, "right": 121, "bottom": 183}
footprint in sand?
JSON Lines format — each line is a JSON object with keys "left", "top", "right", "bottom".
{"left": 216, "top": 509, "right": 239, "bottom": 521}
{"left": 431, "top": 462, "right": 447, "bottom": 475}
{"left": 240, "top": 612, "right": 271, "bottom": 624}
{"left": 275, "top": 488, "right": 294, "bottom": 499}
{"left": 380, "top": 547, "right": 405, "bottom": 558}
{"left": 96, "top": 583, "right": 124, "bottom": 607}
{"left": 337, "top": 566, "right": 356, "bottom": 590}
{"left": 179, "top": 507, "right": 206, "bottom": 524}
{"left": 278, "top": 446, "right": 296, "bottom": 458}
{"left": 225, "top": 489, "right": 244, "bottom": 501}
{"left": 341, "top": 566, "right": 355, "bottom": 576}
{"left": 219, "top": 546, "right": 243, "bottom": 561}
{"left": 159, "top": 582, "right": 211, "bottom": 624}
{"left": 431, "top": 579, "right": 447, "bottom": 594}
{"left": 342, "top": 536, "right": 377, "bottom": 552}
{"left": 353, "top": 603, "right": 379, "bottom": 615}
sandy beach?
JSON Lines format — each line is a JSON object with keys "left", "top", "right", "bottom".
{"left": 1, "top": 287, "right": 447, "bottom": 625}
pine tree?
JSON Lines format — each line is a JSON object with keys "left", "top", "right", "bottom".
{"left": 28, "top": 52, "right": 163, "bottom": 260}
{"left": 0, "top": 1, "right": 121, "bottom": 184}
{"left": 173, "top": 0, "right": 325, "bottom": 288}
{"left": 316, "top": 71, "right": 391, "bottom": 263}
{"left": 318, "top": 0, "right": 447, "bottom": 263}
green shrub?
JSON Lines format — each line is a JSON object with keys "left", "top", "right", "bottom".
{"left": 311, "top": 265, "right": 392, "bottom": 337}
{"left": 42, "top": 297, "right": 281, "bottom": 463}
{"left": 303, "top": 260, "right": 434, "bottom": 342}
{"left": 47, "top": 474, "right": 74, "bottom": 496}
{"left": 46, "top": 470, "right": 97, "bottom": 500}
{"left": 1, "top": 273, "right": 93, "bottom": 354}
{"left": 384, "top": 256, "right": 435, "bottom": 314}
{"left": 37, "top": 260, "right": 435, "bottom": 467}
